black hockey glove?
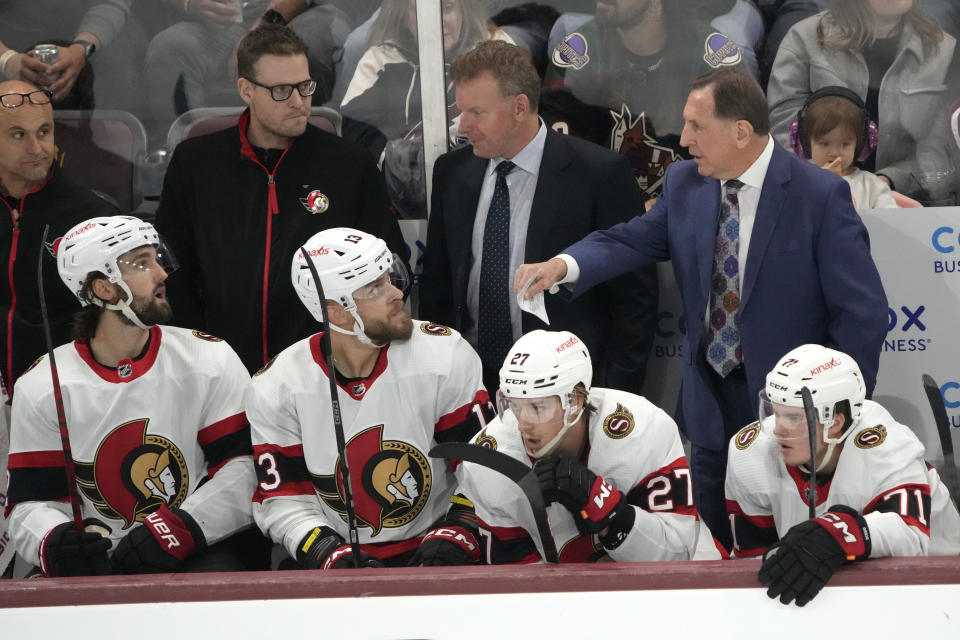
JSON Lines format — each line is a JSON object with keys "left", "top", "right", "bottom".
{"left": 296, "top": 526, "right": 384, "bottom": 570}
{"left": 112, "top": 504, "right": 207, "bottom": 574}
{"left": 758, "top": 504, "right": 871, "bottom": 607}
{"left": 533, "top": 455, "right": 634, "bottom": 546}
{"left": 411, "top": 497, "right": 482, "bottom": 566}
{"left": 41, "top": 520, "right": 112, "bottom": 577}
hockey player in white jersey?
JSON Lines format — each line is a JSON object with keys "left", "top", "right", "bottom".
{"left": 5, "top": 216, "right": 259, "bottom": 576}
{"left": 413, "top": 329, "right": 699, "bottom": 565}
{"left": 726, "top": 344, "right": 960, "bottom": 607}
{"left": 247, "top": 227, "right": 493, "bottom": 569}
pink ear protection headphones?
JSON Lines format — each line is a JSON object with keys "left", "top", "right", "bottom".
{"left": 789, "top": 86, "right": 879, "bottom": 164}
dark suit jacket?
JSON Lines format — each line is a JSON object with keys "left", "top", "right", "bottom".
{"left": 565, "top": 142, "right": 888, "bottom": 450}
{"left": 419, "top": 129, "right": 658, "bottom": 393}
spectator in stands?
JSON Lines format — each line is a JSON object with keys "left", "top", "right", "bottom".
{"left": 0, "top": 79, "right": 119, "bottom": 398}
{"left": 340, "top": 0, "right": 513, "bottom": 219}
{"left": 767, "top": 0, "right": 957, "bottom": 200}
{"left": 761, "top": 1, "right": 960, "bottom": 87}
{"left": 143, "top": 0, "right": 378, "bottom": 145}
{"left": 540, "top": 0, "right": 749, "bottom": 202}
{"left": 790, "top": 87, "right": 897, "bottom": 209}
{"left": 154, "top": 25, "right": 404, "bottom": 375}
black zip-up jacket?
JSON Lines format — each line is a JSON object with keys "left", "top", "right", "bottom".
{"left": 0, "top": 167, "right": 118, "bottom": 395}
{"left": 155, "top": 110, "right": 405, "bottom": 373}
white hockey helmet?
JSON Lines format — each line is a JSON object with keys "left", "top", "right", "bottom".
{"left": 291, "top": 227, "right": 409, "bottom": 346}
{"left": 761, "top": 344, "right": 865, "bottom": 468}
{"left": 56, "top": 216, "right": 175, "bottom": 329}
{"left": 498, "top": 330, "right": 593, "bottom": 458}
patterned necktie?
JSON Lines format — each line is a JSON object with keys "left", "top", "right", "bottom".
{"left": 706, "top": 179, "right": 745, "bottom": 377}
{"left": 477, "top": 160, "right": 516, "bottom": 376}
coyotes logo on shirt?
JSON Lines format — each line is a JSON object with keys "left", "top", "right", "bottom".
{"left": 74, "top": 418, "right": 189, "bottom": 528}
{"left": 313, "top": 425, "right": 432, "bottom": 536}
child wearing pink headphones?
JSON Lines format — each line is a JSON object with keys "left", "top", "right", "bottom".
{"left": 791, "top": 87, "right": 897, "bottom": 209}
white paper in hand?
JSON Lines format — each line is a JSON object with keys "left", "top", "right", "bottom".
{"left": 517, "top": 275, "right": 551, "bottom": 325}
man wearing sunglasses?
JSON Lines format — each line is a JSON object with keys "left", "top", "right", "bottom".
{"left": 0, "top": 80, "right": 119, "bottom": 399}
{"left": 156, "top": 25, "right": 405, "bottom": 376}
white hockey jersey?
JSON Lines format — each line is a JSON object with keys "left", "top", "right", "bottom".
{"left": 726, "top": 400, "right": 960, "bottom": 558}
{"left": 6, "top": 326, "right": 256, "bottom": 568}
{"left": 457, "top": 387, "right": 700, "bottom": 563}
{"left": 247, "top": 321, "right": 491, "bottom": 564}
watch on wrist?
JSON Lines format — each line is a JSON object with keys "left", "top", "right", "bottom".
{"left": 262, "top": 9, "right": 287, "bottom": 25}
{"left": 72, "top": 39, "right": 96, "bottom": 60}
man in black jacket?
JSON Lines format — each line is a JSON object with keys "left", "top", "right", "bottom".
{"left": 0, "top": 80, "right": 118, "bottom": 397}
{"left": 155, "top": 25, "right": 405, "bottom": 373}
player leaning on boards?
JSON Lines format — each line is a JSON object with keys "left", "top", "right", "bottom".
{"left": 727, "top": 344, "right": 960, "bottom": 607}
{"left": 415, "top": 329, "right": 699, "bottom": 565}
{"left": 6, "top": 216, "right": 259, "bottom": 576}
{"left": 247, "top": 228, "right": 494, "bottom": 569}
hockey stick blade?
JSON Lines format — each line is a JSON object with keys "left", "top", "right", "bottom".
{"left": 800, "top": 386, "right": 819, "bottom": 520}
{"left": 429, "top": 442, "right": 559, "bottom": 563}
{"left": 921, "top": 374, "right": 960, "bottom": 510}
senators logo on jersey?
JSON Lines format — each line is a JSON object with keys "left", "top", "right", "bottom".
{"left": 314, "top": 425, "right": 432, "bottom": 536}
{"left": 75, "top": 419, "right": 189, "bottom": 528}
{"left": 602, "top": 403, "right": 635, "bottom": 439}
{"left": 419, "top": 322, "right": 452, "bottom": 337}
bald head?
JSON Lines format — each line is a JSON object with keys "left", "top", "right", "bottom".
{"left": 0, "top": 79, "right": 55, "bottom": 198}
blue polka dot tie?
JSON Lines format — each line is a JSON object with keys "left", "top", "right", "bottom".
{"left": 706, "top": 179, "right": 745, "bottom": 377}
{"left": 477, "top": 160, "right": 516, "bottom": 377}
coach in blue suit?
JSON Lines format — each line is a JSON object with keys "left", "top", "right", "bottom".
{"left": 517, "top": 68, "right": 888, "bottom": 551}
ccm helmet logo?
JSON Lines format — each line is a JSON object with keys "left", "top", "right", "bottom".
{"left": 504, "top": 378, "right": 527, "bottom": 385}
{"left": 555, "top": 336, "right": 579, "bottom": 352}
{"left": 810, "top": 357, "right": 841, "bottom": 376}
{"left": 769, "top": 382, "right": 788, "bottom": 391}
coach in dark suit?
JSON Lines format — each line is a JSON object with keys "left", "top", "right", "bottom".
{"left": 517, "top": 68, "right": 888, "bottom": 550}
{"left": 420, "top": 40, "right": 657, "bottom": 397}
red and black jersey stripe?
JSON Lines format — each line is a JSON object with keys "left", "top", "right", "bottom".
{"left": 5, "top": 450, "right": 70, "bottom": 516}
{"left": 476, "top": 516, "right": 541, "bottom": 564}
{"left": 726, "top": 499, "right": 778, "bottom": 557}
{"left": 198, "top": 412, "right": 253, "bottom": 477}
{"left": 864, "top": 482, "right": 932, "bottom": 536}
{"left": 252, "top": 443, "right": 314, "bottom": 502}
{"left": 627, "top": 457, "right": 697, "bottom": 516}
{"left": 434, "top": 390, "right": 494, "bottom": 445}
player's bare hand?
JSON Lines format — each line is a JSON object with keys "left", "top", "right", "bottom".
{"left": 514, "top": 258, "right": 567, "bottom": 300}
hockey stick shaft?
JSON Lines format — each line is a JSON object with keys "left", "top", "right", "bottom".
{"left": 800, "top": 386, "right": 818, "bottom": 520}
{"left": 38, "top": 225, "right": 83, "bottom": 530}
{"left": 921, "top": 374, "right": 960, "bottom": 510}
{"left": 300, "top": 247, "right": 362, "bottom": 568}
{"left": 430, "top": 442, "right": 559, "bottom": 563}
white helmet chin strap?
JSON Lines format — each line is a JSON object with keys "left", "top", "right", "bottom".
{"left": 94, "top": 281, "right": 150, "bottom": 330}
{"left": 801, "top": 416, "right": 855, "bottom": 473}
{"left": 526, "top": 403, "right": 585, "bottom": 459}
{"left": 328, "top": 309, "right": 384, "bottom": 349}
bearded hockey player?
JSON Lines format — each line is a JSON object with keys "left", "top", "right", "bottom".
{"left": 247, "top": 227, "right": 492, "bottom": 569}
{"left": 414, "top": 329, "right": 699, "bottom": 565}
{"left": 726, "top": 344, "right": 960, "bottom": 607}
{"left": 5, "top": 216, "right": 259, "bottom": 576}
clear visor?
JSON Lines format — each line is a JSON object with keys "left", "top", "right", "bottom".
{"left": 116, "top": 240, "right": 178, "bottom": 279}
{"left": 496, "top": 390, "right": 564, "bottom": 425}
{"left": 758, "top": 389, "right": 813, "bottom": 446}
{"left": 352, "top": 257, "right": 410, "bottom": 300}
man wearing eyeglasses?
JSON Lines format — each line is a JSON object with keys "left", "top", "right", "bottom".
{"left": 155, "top": 25, "right": 405, "bottom": 375}
{"left": 0, "top": 80, "right": 119, "bottom": 398}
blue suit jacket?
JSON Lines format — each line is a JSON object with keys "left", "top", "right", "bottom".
{"left": 566, "top": 142, "right": 888, "bottom": 451}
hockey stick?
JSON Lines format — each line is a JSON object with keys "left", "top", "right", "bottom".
{"left": 299, "top": 246, "right": 362, "bottom": 568}
{"left": 800, "top": 386, "right": 819, "bottom": 520}
{"left": 38, "top": 225, "right": 83, "bottom": 530}
{"left": 429, "top": 442, "right": 559, "bottom": 563}
{"left": 921, "top": 374, "right": 960, "bottom": 510}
